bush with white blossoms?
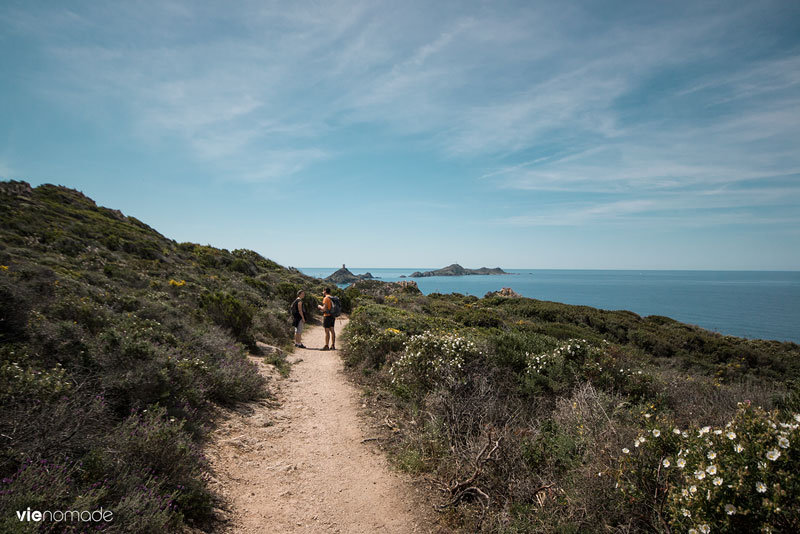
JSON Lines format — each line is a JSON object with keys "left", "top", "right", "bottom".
{"left": 616, "top": 403, "right": 799, "bottom": 532}
{"left": 389, "top": 331, "right": 482, "bottom": 391}
{"left": 343, "top": 327, "right": 407, "bottom": 369}
{"left": 526, "top": 339, "right": 592, "bottom": 379}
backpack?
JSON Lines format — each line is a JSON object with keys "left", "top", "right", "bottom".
{"left": 290, "top": 298, "right": 301, "bottom": 320}
{"left": 328, "top": 296, "right": 342, "bottom": 317}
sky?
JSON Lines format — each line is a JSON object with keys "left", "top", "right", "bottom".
{"left": 1, "top": 0, "right": 799, "bottom": 270}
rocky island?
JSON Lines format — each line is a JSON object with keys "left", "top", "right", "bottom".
{"left": 409, "top": 263, "right": 509, "bottom": 277}
{"left": 324, "top": 264, "right": 375, "bottom": 284}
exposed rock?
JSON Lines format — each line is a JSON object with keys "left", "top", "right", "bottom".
{"left": 409, "top": 263, "right": 509, "bottom": 277}
{"left": 485, "top": 287, "right": 522, "bottom": 298}
{"left": 0, "top": 180, "right": 33, "bottom": 199}
{"left": 324, "top": 264, "right": 374, "bottom": 284}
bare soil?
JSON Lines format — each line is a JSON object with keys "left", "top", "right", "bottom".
{"left": 206, "top": 318, "right": 441, "bottom": 534}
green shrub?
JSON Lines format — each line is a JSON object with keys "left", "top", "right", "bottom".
{"left": 345, "top": 327, "right": 407, "bottom": 369}
{"left": 200, "top": 291, "right": 254, "bottom": 345}
{"left": 0, "top": 278, "right": 28, "bottom": 343}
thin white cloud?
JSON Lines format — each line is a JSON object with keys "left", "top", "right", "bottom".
{"left": 497, "top": 182, "right": 800, "bottom": 228}
{"left": 5, "top": 0, "right": 799, "bottom": 199}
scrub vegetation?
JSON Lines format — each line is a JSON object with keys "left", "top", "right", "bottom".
{"left": 2, "top": 180, "right": 797, "bottom": 533}
{"left": 342, "top": 289, "right": 800, "bottom": 532}
{"left": 0, "top": 181, "right": 349, "bottom": 533}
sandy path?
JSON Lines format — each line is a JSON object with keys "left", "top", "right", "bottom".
{"left": 207, "top": 318, "right": 437, "bottom": 534}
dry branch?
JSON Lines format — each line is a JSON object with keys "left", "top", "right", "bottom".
{"left": 435, "top": 434, "right": 502, "bottom": 518}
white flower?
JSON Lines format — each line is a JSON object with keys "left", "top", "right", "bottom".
{"left": 734, "top": 443, "right": 744, "bottom": 453}
{"left": 662, "top": 458, "right": 671, "bottom": 468}
{"left": 713, "top": 477, "right": 723, "bottom": 486}
{"left": 756, "top": 481, "right": 767, "bottom": 493}
{"left": 673, "top": 428, "right": 682, "bottom": 435}
{"left": 695, "top": 470, "right": 706, "bottom": 480}
{"left": 778, "top": 437, "right": 789, "bottom": 449}
{"left": 766, "top": 449, "right": 781, "bottom": 461}
{"left": 725, "top": 504, "right": 736, "bottom": 515}
{"left": 699, "top": 426, "right": 711, "bottom": 435}
{"left": 726, "top": 431, "right": 736, "bottom": 440}
{"left": 677, "top": 458, "right": 687, "bottom": 468}
{"left": 699, "top": 524, "right": 710, "bottom": 534}
{"left": 714, "top": 429, "right": 723, "bottom": 435}
{"left": 689, "top": 485, "right": 698, "bottom": 494}
{"left": 707, "top": 451, "right": 717, "bottom": 460}
{"left": 689, "top": 530, "right": 698, "bottom": 534}
{"left": 652, "top": 429, "right": 661, "bottom": 437}
{"left": 682, "top": 508, "right": 691, "bottom": 517}
{"left": 706, "top": 464, "right": 717, "bottom": 475}
{"left": 682, "top": 488, "right": 690, "bottom": 497}
{"left": 794, "top": 413, "right": 800, "bottom": 423}
{"left": 622, "top": 447, "right": 630, "bottom": 454}
{"left": 644, "top": 413, "right": 652, "bottom": 419}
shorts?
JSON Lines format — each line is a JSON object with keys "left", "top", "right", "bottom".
{"left": 293, "top": 319, "right": 304, "bottom": 334}
{"left": 323, "top": 315, "right": 335, "bottom": 329}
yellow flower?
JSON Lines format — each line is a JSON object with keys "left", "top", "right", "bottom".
{"left": 0, "top": 265, "right": 8, "bottom": 271}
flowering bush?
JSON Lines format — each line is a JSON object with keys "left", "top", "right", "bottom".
{"left": 524, "top": 339, "right": 603, "bottom": 394}
{"left": 389, "top": 331, "right": 483, "bottom": 392}
{"left": 344, "top": 327, "right": 407, "bottom": 369}
{"left": 0, "top": 359, "right": 71, "bottom": 400}
{"left": 615, "top": 403, "right": 800, "bottom": 532}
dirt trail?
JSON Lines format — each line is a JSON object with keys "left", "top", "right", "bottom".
{"left": 207, "top": 318, "right": 437, "bottom": 534}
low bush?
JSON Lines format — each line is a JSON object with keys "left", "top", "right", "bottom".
{"left": 200, "top": 291, "right": 254, "bottom": 346}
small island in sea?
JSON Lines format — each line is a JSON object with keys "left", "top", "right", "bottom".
{"left": 409, "top": 263, "right": 509, "bottom": 277}
{"left": 325, "top": 264, "right": 375, "bottom": 284}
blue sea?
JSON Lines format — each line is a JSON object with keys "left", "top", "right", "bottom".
{"left": 299, "top": 268, "right": 800, "bottom": 344}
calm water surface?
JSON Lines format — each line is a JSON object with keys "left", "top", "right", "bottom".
{"left": 299, "top": 268, "right": 800, "bottom": 343}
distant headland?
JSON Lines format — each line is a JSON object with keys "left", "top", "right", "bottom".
{"left": 324, "top": 264, "right": 375, "bottom": 284}
{"left": 409, "top": 263, "right": 509, "bottom": 278}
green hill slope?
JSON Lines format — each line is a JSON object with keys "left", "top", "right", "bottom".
{"left": 341, "top": 289, "right": 800, "bottom": 532}
{"left": 0, "top": 181, "right": 331, "bottom": 532}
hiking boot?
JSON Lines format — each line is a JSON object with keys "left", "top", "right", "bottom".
{"left": 330, "top": 346, "right": 336, "bottom": 350}
{"left": 321, "top": 346, "right": 330, "bottom": 351}
{"left": 296, "top": 344, "right": 306, "bottom": 349}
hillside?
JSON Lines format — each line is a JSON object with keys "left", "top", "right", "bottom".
{"left": 0, "top": 181, "right": 342, "bottom": 532}
{"left": 340, "top": 290, "right": 800, "bottom": 532}
{"left": 2, "top": 180, "right": 799, "bottom": 533}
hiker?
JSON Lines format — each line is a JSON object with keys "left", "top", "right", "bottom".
{"left": 291, "top": 290, "right": 306, "bottom": 348}
{"left": 318, "top": 287, "right": 336, "bottom": 350}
